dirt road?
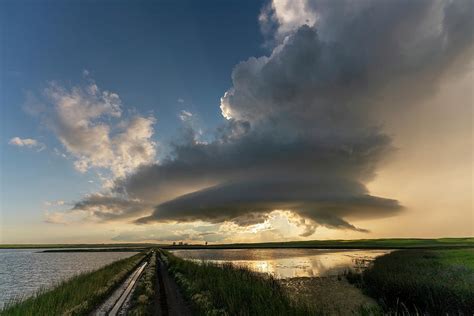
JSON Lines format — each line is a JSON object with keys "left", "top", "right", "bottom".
{"left": 92, "top": 251, "right": 192, "bottom": 316}
{"left": 156, "top": 256, "right": 193, "bottom": 316}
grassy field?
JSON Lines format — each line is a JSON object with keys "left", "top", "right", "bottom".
{"left": 163, "top": 237, "right": 474, "bottom": 249}
{"left": 1, "top": 252, "right": 147, "bottom": 316}
{"left": 160, "top": 250, "right": 315, "bottom": 315}
{"left": 348, "top": 248, "right": 474, "bottom": 314}
{"left": 128, "top": 251, "right": 157, "bottom": 315}
{"left": 2, "top": 237, "right": 472, "bottom": 250}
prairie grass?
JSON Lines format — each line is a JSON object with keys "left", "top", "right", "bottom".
{"left": 352, "top": 249, "right": 474, "bottom": 314}
{"left": 1, "top": 252, "right": 146, "bottom": 316}
{"left": 161, "top": 250, "right": 316, "bottom": 316}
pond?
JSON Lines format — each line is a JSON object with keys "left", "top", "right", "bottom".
{"left": 171, "top": 248, "right": 391, "bottom": 279}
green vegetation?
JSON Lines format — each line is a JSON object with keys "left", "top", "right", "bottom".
{"left": 348, "top": 249, "right": 474, "bottom": 314}
{"left": 160, "top": 250, "right": 314, "bottom": 315}
{"left": 1, "top": 252, "right": 147, "bottom": 316}
{"left": 128, "top": 252, "right": 157, "bottom": 315}
{"left": 165, "top": 237, "right": 474, "bottom": 249}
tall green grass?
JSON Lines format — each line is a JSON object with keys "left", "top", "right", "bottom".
{"left": 1, "top": 252, "right": 147, "bottom": 316}
{"left": 161, "top": 250, "right": 315, "bottom": 315}
{"left": 353, "top": 249, "right": 474, "bottom": 314}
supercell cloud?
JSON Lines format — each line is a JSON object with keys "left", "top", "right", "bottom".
{"left": 72, "top": 0, "right": 473, "bottom": 235}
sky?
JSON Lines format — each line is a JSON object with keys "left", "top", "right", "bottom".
{"left": 0, "top": 0, "right": 472, "bottom": 244}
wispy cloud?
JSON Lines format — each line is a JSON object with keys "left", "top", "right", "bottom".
{"left": 178, "top": 110, "right": 193, "bottom": 122}
{"left": 44, "top": 200, "right": 65, "bottom": 207}
{"left": 8, "top": 137, "right": 45, "bottom": 151}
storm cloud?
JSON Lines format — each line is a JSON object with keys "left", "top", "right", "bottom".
{"left": 73, "top": 0, "right": 473, "bottom": 235}
{"left": 71, "top": 193, "right": 153, "bottom": 221}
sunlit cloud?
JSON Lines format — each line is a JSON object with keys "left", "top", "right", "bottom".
{"left": 27, "top": 79, "right": 157, "bottom": 180}
{"left": 44, "top": 200, "right": 65, "bottom": 207}
{"left": 8, "top": 137, "right": 45, "bottom": 152}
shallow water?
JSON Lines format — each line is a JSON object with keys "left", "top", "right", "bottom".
{"left": 0, "top": 249, "right": 137, "bottom": 308}
{"left": 171, "top": 248, "right": 391, "bottom": 279}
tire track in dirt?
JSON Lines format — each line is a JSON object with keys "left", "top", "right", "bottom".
{"left": 156, "top": 254, "right": 192, "bottom": 316}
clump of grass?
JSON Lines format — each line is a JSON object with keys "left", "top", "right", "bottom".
{"left": 355, "top": 249, "right": 474, "bottom": 314}
{"left": 128, "top": 251, "right": 157, "bottom": 315}
{"left": 161, "top": 250, "right": 316, "bottom": 315}
{"left": 1, "top": 252, "right": 147, "bottom": 316}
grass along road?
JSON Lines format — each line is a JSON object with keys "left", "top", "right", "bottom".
{"left": 127, "top": 251, "right": 158, "bottom": 315}
{"left": 93, "top": 260, "right": 149, "bottom": 315}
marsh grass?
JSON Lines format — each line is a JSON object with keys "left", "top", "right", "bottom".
{"left": 161, "top": 250, "right": 316, "bottom": 316}
{"left": 352, "top": 249, "right": 474, "bottom": 314}
{"left": 1, "top": 252, "right": 146, "bottom": 316}
{"left": 128, "top": 251, "right": 157, "bottom": 315}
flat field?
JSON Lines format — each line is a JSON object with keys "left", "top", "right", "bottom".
{"left": 164, "top": 237, "right": 474, "bottom": 249}
{"left": 3, "top": 237, "right": 471, "bottom": 250}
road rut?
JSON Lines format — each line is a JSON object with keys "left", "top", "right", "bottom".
{"left": 156, "top": 255, "right": 192, "bottom": 316}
